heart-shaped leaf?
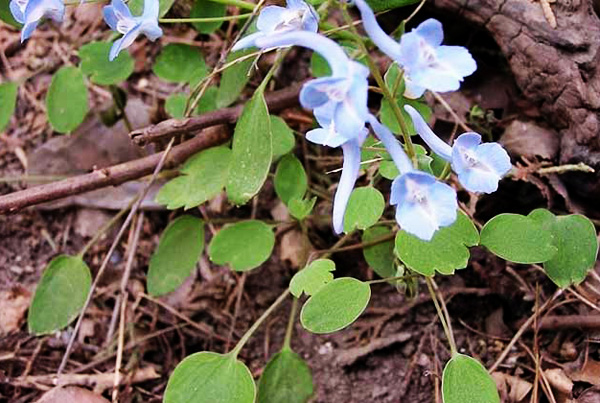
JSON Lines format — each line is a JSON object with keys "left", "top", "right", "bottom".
{"left": 395, "top": 211, "right": 479, "bottom": 276}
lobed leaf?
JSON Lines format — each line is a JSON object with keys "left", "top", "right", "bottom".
{"left": 289, "top": 259, "right": 336, "bottom": 298}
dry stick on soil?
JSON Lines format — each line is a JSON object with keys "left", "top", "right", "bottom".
{"left": 488, "top": 289, "right": 563, "bottom": 373}
{"left": 0, "top": 85, "right": 301, "bottom": 214}
{"left": 57, "top": 139, "right": 176, "bottom": 376}
{"left": 112, "top": 212, "right": 145, "bottom": 403}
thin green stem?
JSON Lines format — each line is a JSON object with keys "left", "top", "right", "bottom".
{"left": 77, "top": 200, "right": 135, "bottom": 257}
{"left": 283, "top": 298, "right": 299, "bottom": 350}
{"left": 425, "top": 277, "right": 457, "bottom": 356}
{"left": 257, "top": 50, "right": 286, "bottom": 93}
{"left": 160, "top": 14, "right": 253, "bottom": 23}
{"left": 339, "top": 5, "right": 416, "bottom": 162}
{"left": 230, "top": 289, "right": 290, "bottom": 358}
{"left": 208, "top": 0, "right": 255, "bottom": 10}
{"left": 366, "top": 274, "right": 419, "bottom": 285}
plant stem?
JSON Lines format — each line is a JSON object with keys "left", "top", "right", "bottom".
{"left": 339, "top": 5, "right": 416, "bottom": 162}
{"left": 160, "top": 14, "right": 253, "bottom": 23}
{"left": 367, "top": 274, "right": 419, "bottom": 285}
{"left": 283, "top": 298, "right": 299, "bottom": 350}
{"left": 230, "top": 289, "right": 290, "bottom": 358}
{"left": 425, "top": 277, "right": 457, "bottom": 356}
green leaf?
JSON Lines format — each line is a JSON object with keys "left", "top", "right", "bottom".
{"left": 216, "top": 49, "right": 255, "bottom": 108}
{"left": 28, "top": 255, "right": 91, "bottom": 335}
{"left": 79, "top": 41, "right": 134, "bottom": 85}
{"left": 226, "top": 91, "right": 272, "bottom": 205}
{"left": 288, "top": 197, "right": 316, "bottom": 221}
{"left": 379, "top": 160, "right": 400, "bottom": 180}
{"left": 301, "top": 277, "right": 371, "bottom": 334}
{"left": 128, "top": 0, "right": 174, "bottom": 17}
{"left": 274, "top": 154, "right": 307, "bottom": 204}
{"left": 154, "top": 44, "right": 208, "bottom": 84}
{"left": 363, "top": 226, "right": 396, "bottom": 279}
{"left": 270, "top": 116, "right": 295, "bottom": 160}
{"left": 384, "top": 63, "right": 405, "bottom": 98}
{"left": 442, "top": 354, "right": 500, "bottom": 403}
{"left": 46, "top": 66, "right": 89, "bottom": 133}
{"left": 343, "top": 187, "right": 385, "bottom": 232}
{"left": 147, "top": 216, "right": 205, "bottom": 296}
{"left": 480, "top": 213, "right": 557, "bottom": 264}
{"left": 191, "top": 0, "right": 227, "bottom": 34}
{"left": 165, "top": 93, "right": 188, "bottom": 119}
{"left": 361, "top": 135, "right": 385, "bottom": 161}
{"left": 257, "top": 349, "right": 313, "bottom": 403}
{"left": 156, "top": 146, "right": 231, "bottom": 210}
{"left": 529, "top": 209, "right": 599, "bottom": 288}
{"left": 196, "top": 86, "right": 218, "bottom": 114}
{"left": 0, "top": 81, "right": 17, "bottom": 131}
{"left": 0, "top": 0, "right": 21, "bottom": 27}
{"left": 380, "top": 97, "right": 432, "bottom": 135}
{"left": 289, "top": 259, "right": 335, "bottom": 298}
{"left": 208, "top": 220, "right": 275, "bottom": 272}
{"left": 310, "top": 53, "right": 332, "bottom": 78}
{"left": 164, "top": 352, "right": 255, "bottom": 403}
{"left": 366, "top": 0, "right": 420, "bottom": 11}
{"left": 395, "top": 211, "right": 479, "bottom": 276}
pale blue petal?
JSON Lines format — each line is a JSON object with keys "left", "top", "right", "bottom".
{"left": 9, "top": 0, "right": 24, "bottom": 23}
{"left": 354, "top": 0, "right": 401, "bottom": 60}
{"left": 301, "top": 5, "right": 319, "bottom": 32}
{"left": 313, "top": 102, "right": 335, "bottom": 127}
{"left": 410, "top": 68, "right": 461, "bottom": 93}
{"left": 287, "top": 0, "right": 304, "bottom": 10}
{"left": 397, "top": 32, "right": 421, "bottom": 72}
{"left": 476, "top": 142, "right": 512, "bottom": 176}
{"left": 141, "top": 21, "right": 162, "bottom": 40}
{"left": 109, "top": 25, "right": 140, "bottom": 61}
{"left": 333, "top": 100, "right": 365, "bottom": 143}
{"left": 231, "top": 32, "right": 265, "bottom": 51}
{"left": 299, "top": 76, "right": 347, "bottom": 109}
{"left": 255, "top": 31, "right": 349, "bottom": 76}
{"left": 45, "top": 0, "right": 65, "bottom": 23}
{"left": 436, "top": 46, "right": 477, "bottom": 79}
{"left": 414, "top": 18, "right": 443, "bottom": 47}
{"left": 21, "top": 20, "right": 38, "bottom": 42}
{"left": 403, "top": 79, "right": 426, "bottom": 99}
{"left": 404, "top": 105, "right": 452, "bottom": 160}
{"left": 257, "top": 6, "right": 287, "bottom": 32}
{"left": 306, "top": 127, "right": 347, "bottom": 148}
{"left": 111, "top": 0, "right": 133, "bottom": 21}
{"left": 333, "top": 140, "right": 362, "bottom": 234}
{"left": 103, "top": 6, "right": 119, "bottom": 30}
{"left": 367, "top": 114, "right": 413, "bottom": 174}
{"left": 428, "top": 181, "right": 458, "bottom": 227}
{"left": 143, "top": 0, "right": 160, "bottom": 19}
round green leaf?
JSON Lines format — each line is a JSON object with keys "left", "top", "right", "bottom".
{"left": 79, "top": 41, "right": 134, "bottom": 85}
{"left": 165, "top": 93, "right": 188, "bottom": 118}
{"left": 46, "top": 66, "right": 89, "bottom": 133}
{"left": 395, "top": 211, "right": 479, "bottom": 276}
{"left": 480, "top": 213, "right": 557, "bottom": 264}
{"left": 164, "top": 352, "right": 255, "bottom": 403}
{"left": 288, "top": 196, "right": 316, "bottom": 221}
{"left": 529, "top": 209, "right": 599, "bottom": 288}
{"left": 209, "top": 220, "right": 275, "bottom": 271}
{"left": 363, "top": 226, "right": 396, "bottom": 279}
{"left": 442, "top": 354, "right": 500, "bottom": 403}
{"left": 191, "top": 0, "right": 227, "bottom": 34}
{"left": 380, "top": 97, "right": 431, "bottom": 135}
{"left": 28, "top": 255, "right": 91, "bottom": 335}
{"left": 274, "top": 154, "right": 307, "bottom": 205}
{"left": 257, "top": 349, "right": 314, "bottom": 403}
{"left": 301, "top": 277, "right": 371, "bottom": 334}
{"left": 153, "top": 44, "right": 208, "bottom": 84}
{"left": 147, "top": 216, "right": 205, "bottom": 296}
{"left": 196, "top": 86, "right": 218, "bottom": 114}
{"left": 310, "top": 53, "right": 331, "bottom": 78}
{"left": 270, "top": 116, "right": 295, "bottom": 159}
{"left": 343, "top": 187, "right": 385, "bottom": 232}
{"left": 156, "top": 146, "right": 231, "bottom": 210}
{"left": 0, "top": 81, "right": 17, "bottom": 131}
{"left": 226, "top": 91, "right": 272, "bottom": 205}
{"left": 378, "top": 160, "right": 400, "bottom": 180}
{"left": 289, "top": 259, "right": 335, "bottom": 298}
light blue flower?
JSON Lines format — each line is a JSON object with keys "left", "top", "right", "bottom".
{"left": 354, "top": 0, "right": 476, "bottom": 98}
{"left": 404, "top": 105, "right": 512, "bottom": 193}
{"left": 233, "top": 0, "right": 318, "bottom": 49}
{"left": 368, "top": 114, "right": 458, "bottom": 241}
{"left": 10, "top": 0, "right": 65, "bottom": 42}
{"left": 103, "top": 0, "right": 163, "bottom": 61}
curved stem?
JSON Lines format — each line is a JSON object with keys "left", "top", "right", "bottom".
{"left": 160, "top": 14, "right": 252, "bottom": 23}
{"left": 230, "top": 289, "right": 290, "bottom": 358}
{"left": 426, "top": 277, "right": 457, "bottom": 356}
{"left": 283, "top": 298, "right": 299, "bottom": 350}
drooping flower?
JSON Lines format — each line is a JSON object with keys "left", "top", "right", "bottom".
{"left": 10, "top": 0, "right": 65, "bottom": 42}
{"left": 233, "top": 0, "right": 318, "bottom": 49}
{"left": 404, "top": 105, "right": 512, "bottom": 193}
{"left": 354, "top": 0, "right": 476, "bottom": 98}
{"left": 103, "top": 0, "right": 163, "bottom": 61}
{"left": 368, "top": 115, "right": 458, "bottom": 240}
{"left": 332, "top": 139, "right": 362, "bottom": 234}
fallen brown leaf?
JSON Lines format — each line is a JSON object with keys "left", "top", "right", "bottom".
{"left": 492, "top": 372, "right": 532, "bottom": 402}
{"left": 37, "top": 386, "right": 109, "bottom": 403}
{"left": 0, "top": 286, "right": 31, "bottom": 335}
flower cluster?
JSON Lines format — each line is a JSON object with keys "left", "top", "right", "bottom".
{"left": 10, "top": 0, "right": 512, "bottom": 241}
{"left": 10, "top": 0, "right": 162, "bottom": 61}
